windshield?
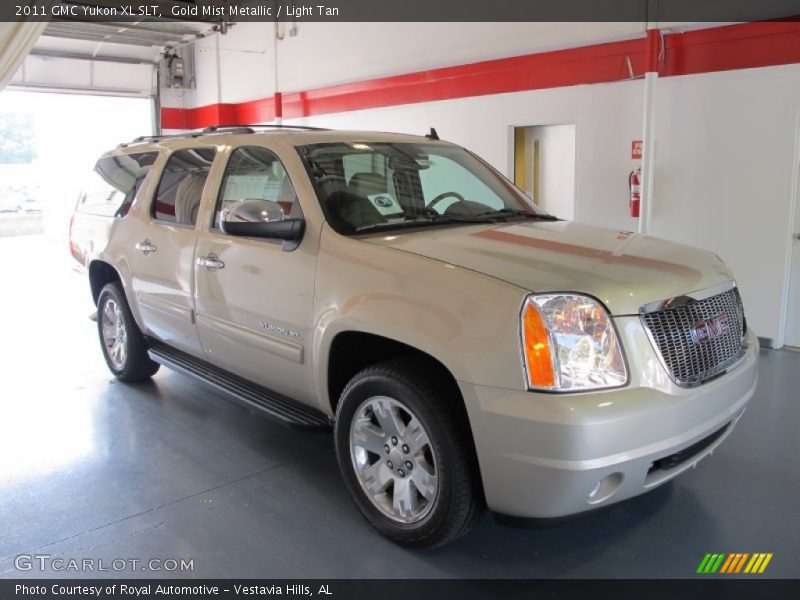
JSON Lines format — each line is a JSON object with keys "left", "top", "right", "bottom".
{"left": 297, "top": 142, "right": 554, "bottom": 234}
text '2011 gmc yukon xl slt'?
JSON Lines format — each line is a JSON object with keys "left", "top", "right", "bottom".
{"left": 70, "top": 126, "right": 758, "bottom": 547}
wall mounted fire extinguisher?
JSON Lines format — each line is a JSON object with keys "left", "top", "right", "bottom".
{"left": 629, "top": 167, "right": 642, "bottom": 218}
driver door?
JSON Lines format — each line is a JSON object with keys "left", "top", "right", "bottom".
{"left": 193, "top": 145, "right": 318, "bottom": 404}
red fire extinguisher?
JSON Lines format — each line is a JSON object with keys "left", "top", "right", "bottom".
{"left": 629, "top": 167, "right": 642, "bottom": 218}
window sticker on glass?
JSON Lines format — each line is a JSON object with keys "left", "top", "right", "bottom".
{"left": 367, "top": 193, "right": 403, "bottom": 216}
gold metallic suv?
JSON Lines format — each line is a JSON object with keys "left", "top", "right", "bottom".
{"left": 70, "top": 125, "right": 758, "bottom": 547}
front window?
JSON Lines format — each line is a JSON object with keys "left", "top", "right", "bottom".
{"left": 214, "top": 145, "right": 300, "bottom": 230}
{"left": 298, "top": 142, "right": 556, "bottom": 234}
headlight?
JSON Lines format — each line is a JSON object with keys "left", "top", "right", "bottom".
{"left": 521, "top": 294, "right": 628, "bottom": 391}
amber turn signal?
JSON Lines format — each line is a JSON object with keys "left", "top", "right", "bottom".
{"left": 522, "top": 301, "right": 556, "bottom": 388}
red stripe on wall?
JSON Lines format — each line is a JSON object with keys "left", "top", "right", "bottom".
{"left": 160, "top": 107, "right": 186, "bottom": 130}
{"left": 662, "top": 21, "right": 800, "bottom": 77}
{"left": 278, "top": 36, "right": 645, "bottom": 119}
{"left": 161, "top": 21, "right": 800, "bottom": 130}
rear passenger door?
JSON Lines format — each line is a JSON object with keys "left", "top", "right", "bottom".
{"left": 129, "top": 147, "right": 217, "bottom": 356}
{"left": 193, "top": 145, "right": 318, "bottom": 404}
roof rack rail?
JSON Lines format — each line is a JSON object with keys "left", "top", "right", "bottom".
{"left": 200, "top": 125, "right": 254, "bottom": 134}
{"left": 203, "top": 123, "right": 331, "bottom": 132}
{"left": 117, "top": 131, "right": 208, "bottom": 148}
{"left": 117, "top": 123, "right": 331, "bottom": 148}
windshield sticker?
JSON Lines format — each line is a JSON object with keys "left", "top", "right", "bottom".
{"left": 368, "top": 193, "right": 403, "bottom": 216}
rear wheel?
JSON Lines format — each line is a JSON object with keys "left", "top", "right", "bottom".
{"left": 334, "top": 359, "right": 482, "bottom": 547}
{"left": 97, "top": 282, "right": 159, "bottom": 381}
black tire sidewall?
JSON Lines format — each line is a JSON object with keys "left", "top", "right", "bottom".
{"left": 97, "top": 284, "right": 130, "bottom": 376}
{"left": 334, "top": 366, "right": 469, "bottom": 546}
{"left": 97, "top": 282, "right": 158, "bottom": 381}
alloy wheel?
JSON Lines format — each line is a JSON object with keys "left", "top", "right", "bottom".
{"left": 349, "top": 396, "right": 438, "bottom": 524}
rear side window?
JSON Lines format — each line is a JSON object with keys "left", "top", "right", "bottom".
{"left": 152, "top": 148, "right": 216, "bottom": 226}
{"left": 77, "top": 152, "right": 158, "bottom": 218}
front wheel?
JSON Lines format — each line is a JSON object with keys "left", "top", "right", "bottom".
{"left": 97, "top": 282, "right": 159, "bottom": 382}
{"left": 334, "top": 359, "right": 482, "bottom": 547}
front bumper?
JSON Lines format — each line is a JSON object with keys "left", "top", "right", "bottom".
{"left": 459, "top": 326, "right": 759, "bottom": 519}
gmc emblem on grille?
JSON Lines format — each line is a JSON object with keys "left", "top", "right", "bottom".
{"left": 690, "top": 315, "right": 730, "bottom": 345}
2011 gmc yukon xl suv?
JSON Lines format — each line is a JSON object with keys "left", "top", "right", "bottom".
{"left": 70, "top": 125, "right": 758, "bottom": 547}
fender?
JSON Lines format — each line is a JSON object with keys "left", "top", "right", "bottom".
{"left": 312, "top": 315, "right": 470, "bottom": 414}
{"left": 311, "top": 226, "right": 528, "bottom": 412}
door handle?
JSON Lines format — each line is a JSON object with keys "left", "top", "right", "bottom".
{"left": 795, "top": 233, "right": 800, "bottom": 240}
{"left": 197, "top": 254, "right": 225, "bottom": 270}
{"left": 135, "top": 240, "right": 157, "bottom": 255}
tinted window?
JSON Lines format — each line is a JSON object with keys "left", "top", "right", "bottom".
{"left": 299, "top": 142, "right": 546, "bottom": 234}
{"left": 419, "top": 155, "right": 503, "bottom": 212}
{"left": 78, "top": 152, "right": 157, "bottom": 218}
{"left": 214, "top": 146, "right": 300, "bottom": 229}
{"left": 152, "top": 148, "right": 216, "bottom": 226}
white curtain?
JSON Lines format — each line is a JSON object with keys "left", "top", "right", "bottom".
{"left": 0, "top": 20, "right": 48, "bottom": 90}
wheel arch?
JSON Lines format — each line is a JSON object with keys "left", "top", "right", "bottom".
{"left": 88, "top": 259, "right": 123, "bottom": 305}
{"left": 325, "top": 330, "right": 458, "bottom": 412}
{"left": 327, "top": 330, "right": 487, "bottom": 512}
{"left": 88, "top": 259, "right": 144, "bottom": 330}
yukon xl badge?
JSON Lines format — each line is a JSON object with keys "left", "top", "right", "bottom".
{"left": 259, "top": 321, "right": 302, "bottom": 340}
{"left": 690, "top": 315, "right": 729, "bottom": 345}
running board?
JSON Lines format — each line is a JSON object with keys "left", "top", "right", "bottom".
{"left": 147, "top": 342, "right": 332, "bottom": 430}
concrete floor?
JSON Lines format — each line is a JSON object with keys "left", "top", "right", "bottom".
{"left": 1, "top": 235, "right": 798, "bottom": 579}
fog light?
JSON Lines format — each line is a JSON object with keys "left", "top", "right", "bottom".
{"left": 588, "top": 472, "right": 624, "bottom": 504}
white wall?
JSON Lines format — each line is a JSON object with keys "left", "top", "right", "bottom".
{"left": 288, "top": 66, "right": 800, "bottom": 346}
{"left": 276, "top": 22, "right": 644, "bottom": 92}
{"left": 651, "top": 64, "right": 800, "bottom": 347}
{"left": 180, "top": 22, "right": 646, "bottom": 107}
{"left": 183, "top": 22, "right": 276, "bottom": 107}
{"left": 284, "top": 79, "right": 645, "bottom": 234}
{"left": 168, "top": 23, "right": 800, "bottom": 346}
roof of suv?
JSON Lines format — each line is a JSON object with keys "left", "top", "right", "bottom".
{"left": 107, "top": 127, "right": 448, "bottom": 158}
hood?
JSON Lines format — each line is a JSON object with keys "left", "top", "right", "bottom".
{"left": 362, "top": 220, "right": 733, "bottom": 315}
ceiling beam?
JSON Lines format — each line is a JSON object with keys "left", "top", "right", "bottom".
{"left": 29, "top": 48, "right": 158, "bottom": 65}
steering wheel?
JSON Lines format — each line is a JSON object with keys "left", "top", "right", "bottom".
{"left": 427, "top": 191, "right": 466, "bottom": 212}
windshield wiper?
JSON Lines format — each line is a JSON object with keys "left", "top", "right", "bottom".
{"left": 355, "top": 213, "right": 500, "bottom": 233}
{"left": 471, "top": 208, "right": 560, "bottom": 221}
{"left": 354, "top": 208, "right": 558, "bottom": 234}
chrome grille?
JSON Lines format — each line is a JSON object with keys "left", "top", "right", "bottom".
{"left": 641, "top": 284, "right": 745, "bottom": 386}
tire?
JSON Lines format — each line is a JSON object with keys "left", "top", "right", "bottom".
{"left": 97, "top": 282, "right": 160, "bottom": 382}
{"left": 334, "top": 358, "right": 483, "bottom": 547}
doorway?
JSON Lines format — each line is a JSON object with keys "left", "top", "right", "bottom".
{"left": 0, "top": 90, "right": 152, "bottom": 242}
{"left": 513, "top": 123, "right": 576, "bottom": 220}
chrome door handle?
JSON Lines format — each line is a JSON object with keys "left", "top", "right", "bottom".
{"left": 197, "top": 254, "right": 225, "bottom": 270}
{"left": 135, "top": 240, "right": 157, "bottom": 255}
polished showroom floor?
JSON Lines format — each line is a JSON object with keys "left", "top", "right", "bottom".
{"left": 1, "top": 235, "right": 798, "bottom": 579}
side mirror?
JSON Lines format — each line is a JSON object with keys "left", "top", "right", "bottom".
{"left": 220, "top": 200, "right": 305, "bottom": 242}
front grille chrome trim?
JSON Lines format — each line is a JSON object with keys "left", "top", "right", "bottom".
{"left": 639, "top": 281, "right": 747, "bottom": 388}
{"left": 639, "top": 280, "right": 736, "bottom": 314}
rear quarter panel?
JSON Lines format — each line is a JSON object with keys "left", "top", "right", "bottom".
{"left": 71, "top": 148, "right": 169, "bottom": 330}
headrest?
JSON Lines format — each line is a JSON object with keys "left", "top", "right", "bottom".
{"left": 348, "top": 172, "right": 386, "bottom": 197}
